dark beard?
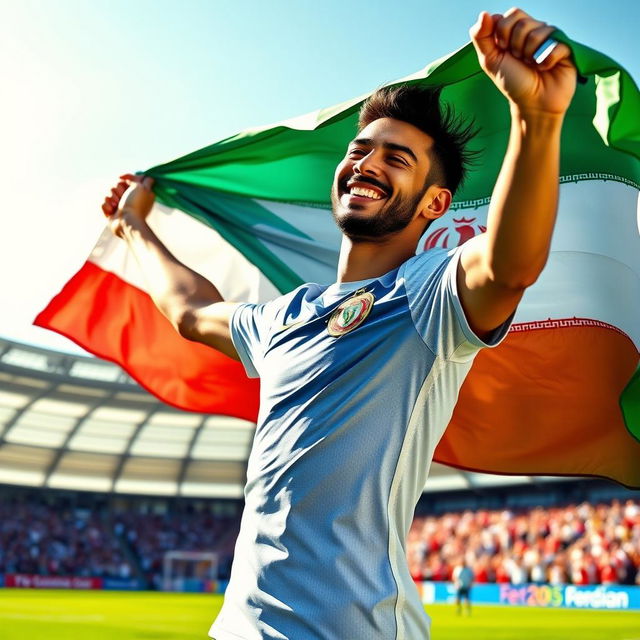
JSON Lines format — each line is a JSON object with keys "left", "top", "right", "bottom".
{"left": 331, "top": 188, "right": 424, "bottom": 241}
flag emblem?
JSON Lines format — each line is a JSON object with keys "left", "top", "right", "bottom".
{"left": 423, "top": 216, "right": 487, "bottom": 250}
{"left": 327, "top": 291, "right": 375, "bottom": 337}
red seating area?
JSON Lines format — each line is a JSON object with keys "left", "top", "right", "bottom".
{"left": 407, "top": 500, "right": 640, "bottom": 585}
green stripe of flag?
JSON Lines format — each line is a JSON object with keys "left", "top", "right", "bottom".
{"left": 621, "top": 365, "right": 640, "bottom": 442}
{"left": 143, "top": 35, "right": 639, "bottom": 208}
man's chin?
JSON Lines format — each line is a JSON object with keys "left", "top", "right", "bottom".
{"left": 333, "top": 208, "right": 372, "bottom": 227}
{"left": 333, "top": 211, "right": 389, "bottom": 241}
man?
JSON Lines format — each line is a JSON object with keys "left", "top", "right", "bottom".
{"left": 102, "top": 8, "right": 576, "bottom": 639}
{"left": 452, "top": 559, "right": 474, "bottom": 616}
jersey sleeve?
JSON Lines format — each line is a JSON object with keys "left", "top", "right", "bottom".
{"left": 230, "top": 302, "right": 278, "bottom": 378}
{"left": 402, "top": 246, "right": 513, "bottom": 363}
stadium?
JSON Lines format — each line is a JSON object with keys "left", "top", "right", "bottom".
{"left": 1, "top": 335, "right": 639, "bottom": 639}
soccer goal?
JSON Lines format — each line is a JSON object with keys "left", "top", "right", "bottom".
{"left": 162, "top": 550, "right": 219, "bottom": 592}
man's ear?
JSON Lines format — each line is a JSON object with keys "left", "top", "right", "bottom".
{"left": 420, "top": 186, "right": 452, "bottom": 221}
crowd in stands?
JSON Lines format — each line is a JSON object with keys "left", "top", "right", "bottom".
{"left": 114, "top": 509, "right": 239, "bottom": 587}
{"left": 0, "top": 496, "right": 239, "bottom": 584}
{"left": 407, "top": 500, "right": 640, "bottom": 586}
{"left": 2, "top": 492, "right": 639, "bottom": 588}
{"left": 0, "top": 501, "right": 132, "bottom": 579}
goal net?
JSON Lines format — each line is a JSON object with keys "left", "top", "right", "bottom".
{"left": 163, "top": 550, "right": 219, "bottom": 592}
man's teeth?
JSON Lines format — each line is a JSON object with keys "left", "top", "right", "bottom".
{"left": 350, "top": 186, "right": 383, "bottom": 199}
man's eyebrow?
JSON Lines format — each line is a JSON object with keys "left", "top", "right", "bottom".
{"left": 350, "top": 137, "right": 419, "bottom": 164}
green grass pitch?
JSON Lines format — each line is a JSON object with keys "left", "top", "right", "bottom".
{"left": 1, "top": 589, "right": 639, "bottom": 639}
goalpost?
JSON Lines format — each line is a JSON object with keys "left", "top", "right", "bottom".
{"left": 162, "top": 550, "right": 219, "bottom": 592}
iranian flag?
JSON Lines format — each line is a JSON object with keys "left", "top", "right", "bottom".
{"left": 36, "top": 33, "right": 640, "bottom": 487}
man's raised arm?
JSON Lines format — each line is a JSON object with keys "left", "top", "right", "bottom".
{"left": 102, "top": 174, "right": 240, "bottom": 360}
{"left": 457, "top": 8, "right": 577, "bottom": 337}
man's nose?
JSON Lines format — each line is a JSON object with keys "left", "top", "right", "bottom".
{"left": 353, "top": 151, "right": 379, "bottom": 176}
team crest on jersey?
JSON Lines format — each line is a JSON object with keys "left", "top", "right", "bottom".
{"left": 327, "top": 291, "right": 375, "bottom": 337}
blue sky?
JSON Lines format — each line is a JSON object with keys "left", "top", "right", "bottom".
{"left": 2, "top": 0, "right": 639, "bottom": 354}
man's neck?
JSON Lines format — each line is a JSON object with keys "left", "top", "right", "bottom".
{"left": 336, "top": 235, "right": 418, "bottom": 283}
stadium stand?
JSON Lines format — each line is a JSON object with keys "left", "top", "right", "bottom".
{"left": 408, "top": 500, "right": 640, "bottom": 586}
{"left": 0, "top": 486, "right": 241, "bottom": 584}
{"left": 0, "top": 491, "right": 131, "bottom": 579}
{"left": 1, "top": 485, "right": 638, "bottom": 588}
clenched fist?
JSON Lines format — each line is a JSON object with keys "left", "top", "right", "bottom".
{"left": 470, "top": 8, "right": 576, "bottom": 116}
{"left": 102, "top": 173, "right": 155, "bottom": 237}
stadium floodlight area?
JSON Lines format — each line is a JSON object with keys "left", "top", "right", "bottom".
{"left": 163, "top": 550, "right": 218, "bottom": 592}
{"left": 0, "top": 337, "right": 254, "bottom": 498}
{"left": 0, "top": 339, "right": 134, "bottom": 384}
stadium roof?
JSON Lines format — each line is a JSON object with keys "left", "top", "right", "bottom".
{"left": 0, "top": 337, "right": 560, "bottom": 498}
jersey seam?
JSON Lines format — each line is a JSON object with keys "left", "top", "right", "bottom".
{"left": 401, "top": 251, "right": 486, "bottom": 363}
{"left": 400, "top": 253, "right": 460, "bottom": 361}
{"left": 230, "top": 303, "right": 261, "bottom": 378}
{"left": 399, "top": 276, "right": 438, "bottom": 359}
{"left": 386, "top": 355, "right": 445, "bottom": 640}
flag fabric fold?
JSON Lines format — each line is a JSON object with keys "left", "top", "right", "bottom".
{"left": 36, "top": 35, "right": 640, "bottom": 487}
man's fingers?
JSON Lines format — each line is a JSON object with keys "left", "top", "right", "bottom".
{"left": 117, "top": 173, "right": 154, "bottom": 192}
{"left": 508, "top": 18, "right": 546, "bottom": 59}
{"left": 495, "top": 9, "right": 551, "bottom": 60}
{"left": 119, "top": 173, "right": 141, "bottom": 183}
{"left": 119, "top": 172, "right": 153, "bottom": 184}
{"left": 114, "top": 182, "right": 129, "bottom": 197}
{"left": 494, "top": 7, "right": 529, "bottom": 48}
{"left": 469, "top": 11, "right": 494, "bottom": 40}
{"left": 469, "top": 11, "right": 500, "bottom": 59}
{"left": 491, "top": 10, "right": 568, "bottom": 69}
{"left": 104, "top": 174, "right": 154, "bottom": 221}
{"left": 103, "top": 176, "right": 132, "bottom": 218}
{"left": 522, "top": 26, "right": 556, "bottom": 62}
{"left": 536, "top": 41, "right": 572, "bottom": 72}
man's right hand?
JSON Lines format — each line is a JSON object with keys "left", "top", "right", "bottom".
{"left": 102, "top": 173, "right": 156, "bottom": 237}
{"left": 99, "top": 172, "right": 240, "bottom": 361}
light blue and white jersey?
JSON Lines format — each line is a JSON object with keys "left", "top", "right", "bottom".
{"left": 210, "top": 246, "right": 510, "bottom": 640}
{"left": 453, "top": 565, "right": 475, "bottom": 589}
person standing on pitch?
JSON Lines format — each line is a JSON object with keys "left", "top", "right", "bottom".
{"left": 102, "top": 8, "right": 576, "bottom": 640}
{"left": 453, "top": 559, "right": 475, "bottom": 616}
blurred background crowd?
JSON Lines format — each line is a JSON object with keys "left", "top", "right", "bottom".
{"left": 0, "top": 496, "right": 239, "bottom": 586}
{"left": 2, "top": 494, "right": 639, "bottom": 587}
{"left": 408, "top": 500, "right": 640, "bottom": 586}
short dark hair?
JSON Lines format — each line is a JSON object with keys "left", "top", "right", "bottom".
{"left": 357, "top": 84, "right": 477, "bottom": 196}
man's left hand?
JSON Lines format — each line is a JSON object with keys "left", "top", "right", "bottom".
{"left": 469, "top": 8, "right": 577, "bottom": 115}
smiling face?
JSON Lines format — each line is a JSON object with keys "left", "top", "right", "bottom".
{"left": 331, "top": 117, "right": 437, "bottom": 241}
